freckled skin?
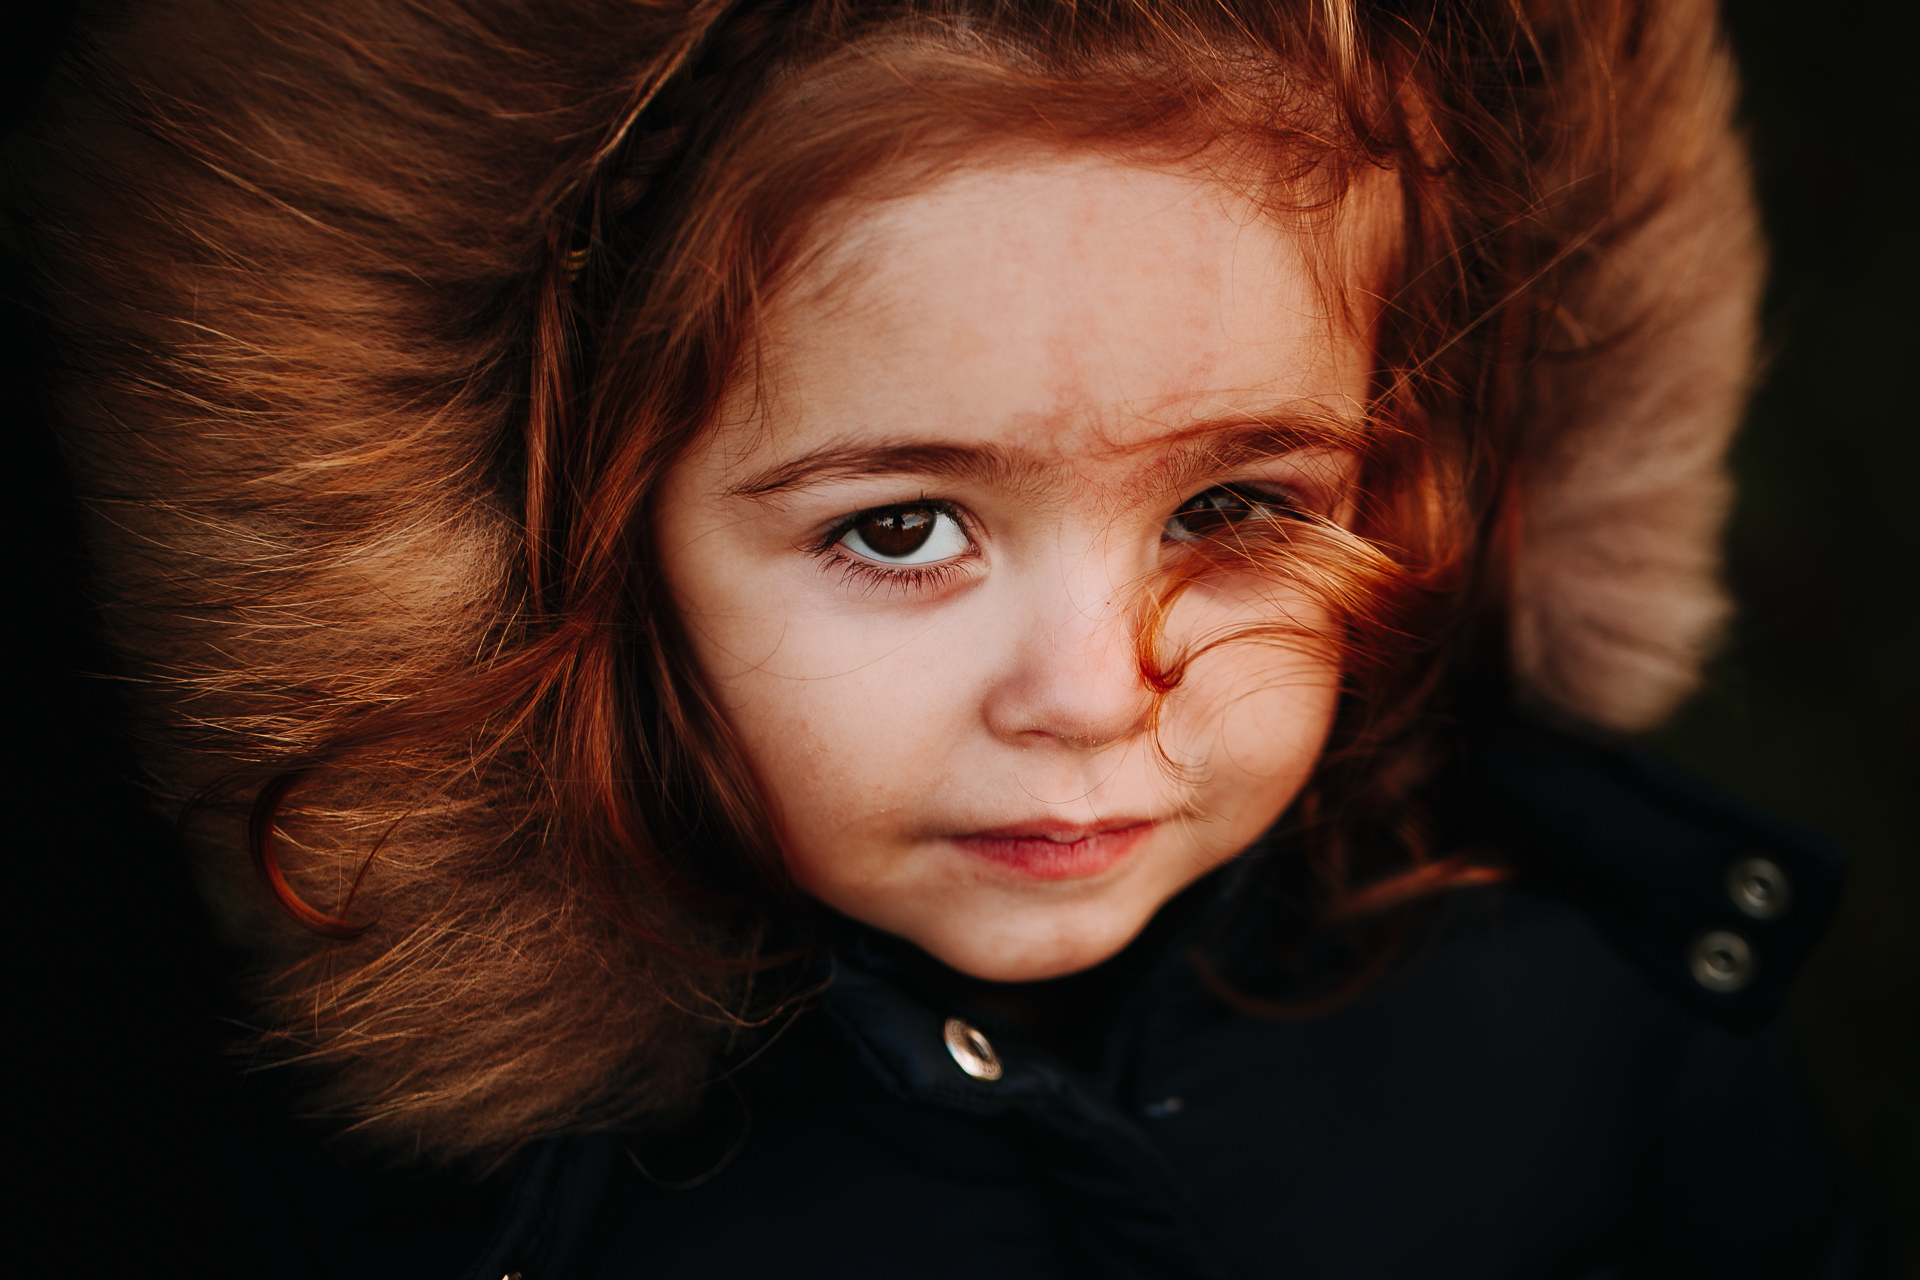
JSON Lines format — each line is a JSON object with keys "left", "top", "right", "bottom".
{"left": 654, "top": 157, "right": 1371, "bottom": 982}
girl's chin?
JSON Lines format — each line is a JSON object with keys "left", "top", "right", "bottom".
{"left": 919, "top": 923, "right": 1144, "bottom": 983}
{"left": 903, "top": 891, "right": 1169, "bottom": 983}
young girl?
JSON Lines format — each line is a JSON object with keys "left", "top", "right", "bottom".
{"left": 24, "top": 0, "right": 1854, "bottom": 1274}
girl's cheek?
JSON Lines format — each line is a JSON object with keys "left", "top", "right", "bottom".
{"left": 724, "top": 623, "right": 975, "bottom": 800}
{"left": 1157, "top": 587, "right": 1343, "bottom": 774}
{"left": 1210, "top": 666, "right": 1340, "bottom": 785}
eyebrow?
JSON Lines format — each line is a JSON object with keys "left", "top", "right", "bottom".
{"left": 726, "top": 442, "right": 1028, "bottom": 499}
{"left": 724, "top": 414, "right": 1370, "bottom": 502}
{"left": 1151, "top": 416, "right": 1372, "bottom": 495}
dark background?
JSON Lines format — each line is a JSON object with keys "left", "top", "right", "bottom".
{"left": 7, "top": 0, "right": 1915, "bottom": 1273}
{"left": 1644, "top": 2, "right": 1919, "bottom": 1265}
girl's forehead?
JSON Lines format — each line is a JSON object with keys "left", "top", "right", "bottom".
{"left": 716, "top": 154, "right": 1376, "bottom": 478}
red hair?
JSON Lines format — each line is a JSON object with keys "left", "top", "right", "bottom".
{"left": 28, "top": 0, "right": 1757, "bottom": 1159}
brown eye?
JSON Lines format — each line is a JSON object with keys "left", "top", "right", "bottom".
{"left": 855, "top": 508, "right": 933, "bottom": 557}
{"left": 838, "top": 504, "right": 970, "bottom": 564}
{"left": 1164, "top": 485, "right": 1302, "bottom": 543}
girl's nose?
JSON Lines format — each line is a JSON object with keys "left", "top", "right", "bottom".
{"left": 980, "top": 566, "right": 1156, "bottom": 752}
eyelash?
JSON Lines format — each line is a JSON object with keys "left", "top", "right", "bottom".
{"left": 818, "top": 545, "right": 973, "bottom": 595}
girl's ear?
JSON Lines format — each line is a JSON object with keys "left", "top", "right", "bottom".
{"left": 1507, "top": 2, "right": 1760, "bottom": 734}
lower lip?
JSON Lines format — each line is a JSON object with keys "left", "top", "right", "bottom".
{"left": 949, "top": 823, "right": 1155, "bottom": 881}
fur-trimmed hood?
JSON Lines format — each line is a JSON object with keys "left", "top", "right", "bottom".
{"left": 22, "top": 0, "right": 1761, "bottom": 1161}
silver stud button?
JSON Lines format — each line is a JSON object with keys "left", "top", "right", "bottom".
{"left": 943, "top": 1017, "right": 1003, "bottom": 1081}
{"left": 1688, "top": 930, "right": 1757, "bottom": 993}
{"left": 1727, "top": 855, "right": 1791, "bottom": 920}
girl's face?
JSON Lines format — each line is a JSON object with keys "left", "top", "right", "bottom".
{"left": 656, "top": 156, "right": 1371, "bottom": 982}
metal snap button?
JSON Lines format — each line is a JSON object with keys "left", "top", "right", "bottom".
{"left": 1726, "top": 855, "right": 1791, "bottom": 920}
{"left": 943, "top": 1017, "right": 1003, "bottom": 1081}
{"left": 1688, "top": 930, "right": 1757, "bottom": 993}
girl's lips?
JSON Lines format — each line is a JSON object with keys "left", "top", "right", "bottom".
{"left": 948, "top": 820, "right": 1157, "bottom": 881}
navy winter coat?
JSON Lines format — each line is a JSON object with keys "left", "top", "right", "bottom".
{"left": 226, "top": 721, "right": 1856, "bottom": 1279}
